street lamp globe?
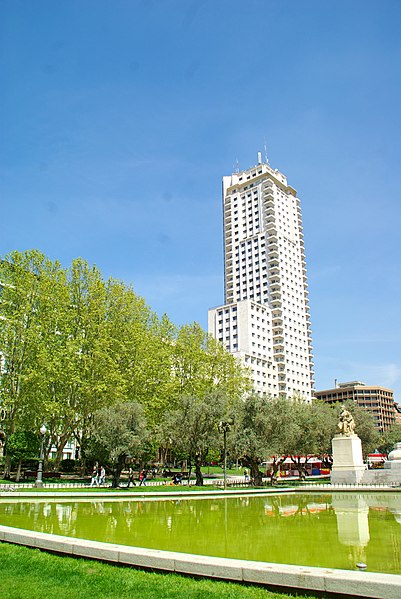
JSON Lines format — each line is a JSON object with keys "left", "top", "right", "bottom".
{"left": 40, "top": 424, "right": 47, "bottom": 436}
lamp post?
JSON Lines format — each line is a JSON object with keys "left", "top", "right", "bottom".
{"left": 35, "top": 424, "right": 47, "bottom": 488}
{"left": 218, "top": 419, "right": 233, "bottom": 490}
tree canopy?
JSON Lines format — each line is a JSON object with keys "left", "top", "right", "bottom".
{"left": 0, "top": 250, "right": 250, "bottom": 475}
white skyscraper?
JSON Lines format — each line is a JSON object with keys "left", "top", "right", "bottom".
{"left": 208, "top": 155, "right": 314, "bottom": 400}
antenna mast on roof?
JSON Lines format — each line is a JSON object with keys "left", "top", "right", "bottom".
{"left": 263, "top": 138, "right": 269, "bottom": 164}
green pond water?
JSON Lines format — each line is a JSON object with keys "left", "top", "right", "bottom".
{"left": 1, "top": 492, "right": 401, "bottom": 574}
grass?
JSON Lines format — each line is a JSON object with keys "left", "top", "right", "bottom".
{"left": 1, "top": 485, "right": 232, "bottom": 494}
{"left": 0, "top": 542, "right": 317, "bottom": 599}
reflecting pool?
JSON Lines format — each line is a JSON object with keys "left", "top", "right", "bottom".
{"left": 1, "top": 493, "right": 401, "bottom": 573}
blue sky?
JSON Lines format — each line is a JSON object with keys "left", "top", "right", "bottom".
{"left": 1, "top": 0, "right": 401, "bottom": 400}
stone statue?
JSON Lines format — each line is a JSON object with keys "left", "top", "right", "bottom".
{"left": 338, "top": 406, "right": 356, "bottom": 436}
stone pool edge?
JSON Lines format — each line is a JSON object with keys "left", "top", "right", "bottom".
{"left": 1, "top": 484, "right": 401, "bottom": 501}
{"left": 1, "top": 524, "right": 400, "bottom": 599}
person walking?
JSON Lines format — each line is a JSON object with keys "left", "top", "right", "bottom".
{"left": 99, "top": 466, "right": 106, "bottom": 485}
{"left": 90, "top": 467, "right": 99, "bottom": 487}
{"left": 127, "top": 467, "right": 135, "bottom": 487}
{"left": 139, "top": 469, "right": 147, "bottom": 486}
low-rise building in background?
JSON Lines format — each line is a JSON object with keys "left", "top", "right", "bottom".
{"left": 314, "top": 381, "right": 396, "bottom": 432}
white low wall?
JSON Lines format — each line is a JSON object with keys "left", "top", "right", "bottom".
{"left": 1, "top": 525, "right": 401, "bottom": 599}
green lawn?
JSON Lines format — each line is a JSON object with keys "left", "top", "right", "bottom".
{"left": 0, "top": 542, "right": 316, "bottom": 599}
{"left": 0, "top": 485, "right": 232, "bottom": 494}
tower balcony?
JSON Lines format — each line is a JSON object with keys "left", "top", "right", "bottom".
{"left": 271, "top": 288, "right": 281, "bottom": 298}
{"left": 271, "top": 296, "right": 281, "bottom": 305}
{"left": 263, "top": 192, "right": 274, "bottom": 200}
{"left": 271, "top": 299, "right": 282, "bottom": 309}
{"left": 263, "top": 180, "right": 273, "bottom": 189}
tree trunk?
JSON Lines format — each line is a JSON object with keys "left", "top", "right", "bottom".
{"left": 111, "top": 456, "right": 125, "bottom": 488}
{"left": 291, "top": 456, "right": 308, "bottom": 481}
{"left": 244, "top": 456, "right": 263, "bottom": 486}
{"left": 194, "top": 453, "right": 203, "bottom": 486}
{"left": 269, "top": 456, "right": 287, "bottom": 485}
{"left": 3, "top": 454, "right": 11, "bottom": 479}
{"left": 187, "top": 458, "right": 192, "bottom": 486}
{"left": 52, "top": 434, "right": 70, "bottom": 470}
{"left": 15, "top": 459, "right": 22, "bottom": 482}
{"left": 250, "top": 462, "right": 263, "bottom": 486}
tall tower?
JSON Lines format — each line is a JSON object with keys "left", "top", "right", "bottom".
{"left": 208, "top": 155, "right": 314, "bottom": 400}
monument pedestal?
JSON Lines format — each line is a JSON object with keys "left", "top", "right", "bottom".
{"left": 331, "top": 434, "right": 366, "bottom": 484}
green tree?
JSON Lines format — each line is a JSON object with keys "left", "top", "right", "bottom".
{"left": 0, "top": 251, "right": 60, "bottom": 475}
{"left": 171, "top": 323, "right": 251, "bottom": 403}
{"left": 162, "top": 391, "right": 230, "bottom": 486}
{"left": 6, "top": 431, "right": 40, "bottom": 481}
{"left": 231, "top": 395, "right": 294, "bottom": 486}
{"left": 378, "top": 423, "right": 401, "bottom": 454}
{"left": 89, "top": 401, "right": 147, "bottom": 488}
{"left": 153, "top": 323, "right": 251, "bottom": 467}
{"left": 107, "top": 282, "right": 176, "bottom": 427}
{"left": 30, "top": 259, "right": 125, "bottom": 469}
{"left": 283, "top": 400, "right": 336, "bottom": 480}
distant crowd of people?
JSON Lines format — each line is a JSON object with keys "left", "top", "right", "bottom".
{"left": 89, "top": 464, "right": 188, "bottom": 487}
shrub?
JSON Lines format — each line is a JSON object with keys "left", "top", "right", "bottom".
{"left": 60, "top": 458, "right": 76, "bottom": 473}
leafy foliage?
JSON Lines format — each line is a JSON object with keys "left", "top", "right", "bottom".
{"left": 378, "top": 423, "right": 401, "bottom": 453}
{"left": 89, "top": 401, "right": 146, "bottom": 487}
{"left": 161, "top": 391, "right": 231, "bottom": 485}
{"left": 1, "top": 250, "right": 250, "bottom": 476}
